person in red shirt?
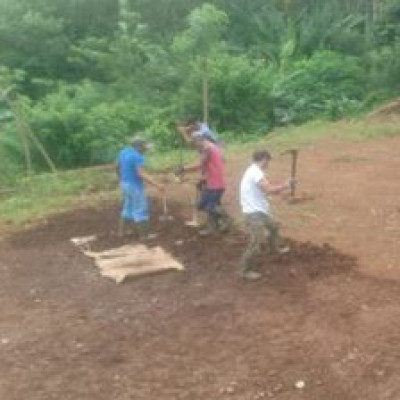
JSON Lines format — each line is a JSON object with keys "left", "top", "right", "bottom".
{"left": 177, "top": 130, "right": 231, "bottom": 235}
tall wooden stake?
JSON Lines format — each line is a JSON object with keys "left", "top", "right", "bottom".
{"left": 4, "top": 94, "right": 32, "bottom": 176}
{"left": 3, "top": 91, "right": 57, "bottom": 175}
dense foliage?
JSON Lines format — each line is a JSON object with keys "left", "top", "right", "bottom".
{"left": 1, "top": 0, "right": 400, "bottom": 180}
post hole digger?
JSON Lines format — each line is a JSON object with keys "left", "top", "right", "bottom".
{"left": 186, "top": 178, "right": 202, "bottom": 227}
{"left": 173, "top": 165, "right": 202, "bottom": 227}
{"left": 159, "top": 194, "right": 174, "bottom": 222}
{"left": 281, "top": 148, "right": 299, "bottom": 203}
{"left": 173, "top": 128, "right": 202, "bottom": 227}
{"left": 280, "top": 148, "right": 314, "bottom": 204}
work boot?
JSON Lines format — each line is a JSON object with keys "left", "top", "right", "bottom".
{"left": 214, "top": 206, "right": 233, "bottom": 234}
{"left": 238, "top": 270, "right": 262, "bottom": 281}
{"left": 237, "top": 257, "right": 262, "bottom": 281}
{"left": 276, "top": 246, "right": 290, "bottom": 255}
{"left": 118, "top": 219, "right": 139, "bottom": 238}
{"left": 199, "top": 226, "right": 216, "bottom": 236}
{"left": 117, "top": 218, "right": 125, "bottom": 238}
{"left": 199, "top": 215, "right": 218, "bottom": 236}
{"left": 218, "top": 214, "right": 233, "bottom": 233}
{"left": 143, "top": 233, "right": 159, "bottom": 241}
{"left": 136, "top": 221, "right": 151, "bottom": 240}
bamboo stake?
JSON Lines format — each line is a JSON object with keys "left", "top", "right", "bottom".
{"left": 10, "top": 94, "right": 57, "bottom": 174}
{"left": 20, "top": 115, "right": 58, "bottom": 174}
{"left": 3, "top": 93, "right": 32, "bottom": 176}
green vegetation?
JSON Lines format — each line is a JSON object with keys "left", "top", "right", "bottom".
{"left": 256, "top": 118, "right": 400, "bottom": 148}
{"left": 0, "top": 167, "right": 117, "bottom": 224}
{"left": 1, "top": 0, "right": 400, "bottom": 186}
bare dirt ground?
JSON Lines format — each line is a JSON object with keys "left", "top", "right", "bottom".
{"left": 0, "top": 136, "right": 399, "bottom": 400}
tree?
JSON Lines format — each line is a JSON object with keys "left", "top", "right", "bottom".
{"left": 173, "top": 4, "right": 228, "bottom": 123}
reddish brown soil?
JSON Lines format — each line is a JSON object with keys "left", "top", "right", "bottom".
{"left": 366, "top": 99, "right": 400, "bottom": 121}
{"left": 0, "top": 136, "right": 399, "bottom": 400}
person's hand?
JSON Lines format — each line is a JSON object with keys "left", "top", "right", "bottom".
{"left": 286, "top": 178, "right": 296, "bottom": 190}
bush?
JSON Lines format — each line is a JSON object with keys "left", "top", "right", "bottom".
{"left": 209, "top": 54, "right": 275, "bottom": 133}
{"left": 177, "top": 52, "right": 276, "bottom": 136}
{"left": 272, "top": 51, "right": 366, "bottom": 124}
{"left": 146, "top": 117, "right": 181, "bottom": 150}
{"left": 0, "top": 127, "right": 26, "bottom": 186}
{"left": 27, "top": 82, "right": 99, "bottom": 167}
{"left": 78, "top": 101, "right": 155, "bottom": 164}
{"left": 367, "top": 39, "right": 400, "bottom": 94}
{"left": 26, "top": 81, "right": 155, "bottom": 168}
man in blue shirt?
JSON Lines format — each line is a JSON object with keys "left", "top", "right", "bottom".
{"left": 116, "top": 136, "right": 165, "bottom": 238}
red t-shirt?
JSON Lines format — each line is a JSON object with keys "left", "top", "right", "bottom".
{"left": 202, "top": 142, "right": 226, "bottom": 190}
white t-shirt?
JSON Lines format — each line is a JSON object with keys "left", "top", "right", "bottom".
{"left": 240, "top": 163, "right": 270, "bottom": 215}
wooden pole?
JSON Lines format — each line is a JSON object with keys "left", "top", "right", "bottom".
{"left": 3, "top": 90, "right": 57, "bottom": 174}
{"left": 23, "top": 121, "right": 58, "bottom": 174}
{"left": 3, "top": 94, "right": 32, "bottom": 176}
{"left": 15, "top": 100, "right": 58, "bottom": 174}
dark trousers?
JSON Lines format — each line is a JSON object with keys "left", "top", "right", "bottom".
{"left": 198, "top": 188, "right": 224, "bottom": 215}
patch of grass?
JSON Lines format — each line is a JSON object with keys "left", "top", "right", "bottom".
{"left": 0, "top": 167, "right": 118, "bottom": 224}
{"left": 227, "top": 118, "right": 400, "bottom": 157}
{"left": 0, "top": 149, "right": 195, "bottom": 225}
{"left": 264, "top": 119, "right": 400, "bottom": 146}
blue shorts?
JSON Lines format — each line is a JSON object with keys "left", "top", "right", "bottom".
{"left": 198, "top": 189, "right": 224, "bottom": 214}
{"left": 120, "top": 182, "right": 149, "bottom": 222}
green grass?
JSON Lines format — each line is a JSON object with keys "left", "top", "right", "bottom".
{"left": 0, "top": 118, "right": 399, "bottom": 225}
{"left": 286, "top": 118, "right": 399, "bottom": 141}
{"left": 227, "top": 118, "right": 400, "bottom": 153}
{"left": 0, "top": 150, "right": 197, "bottom": 225}
{"left": 0, "top": 167, "right": 118, "bottom": 224}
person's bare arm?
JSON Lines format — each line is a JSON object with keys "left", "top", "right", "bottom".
{"left": 258, "top": 178, "right": 290, "bottom": 195}
{"left": 137, "top": 167, "right": 165, "bottom": 192}
{"left": 180, "top": 147, "right": 210, "bottom": 173}
{"left": 182, "top": 163, "right": 201, "bottom": 173}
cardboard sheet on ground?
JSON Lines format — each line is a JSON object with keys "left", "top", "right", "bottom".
{"left": 71, "top": 238, "right": 184, "bottom": 283}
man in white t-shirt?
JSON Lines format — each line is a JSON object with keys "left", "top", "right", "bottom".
{"left": 239, "top": 150, "right": 292, "bottom": 280}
